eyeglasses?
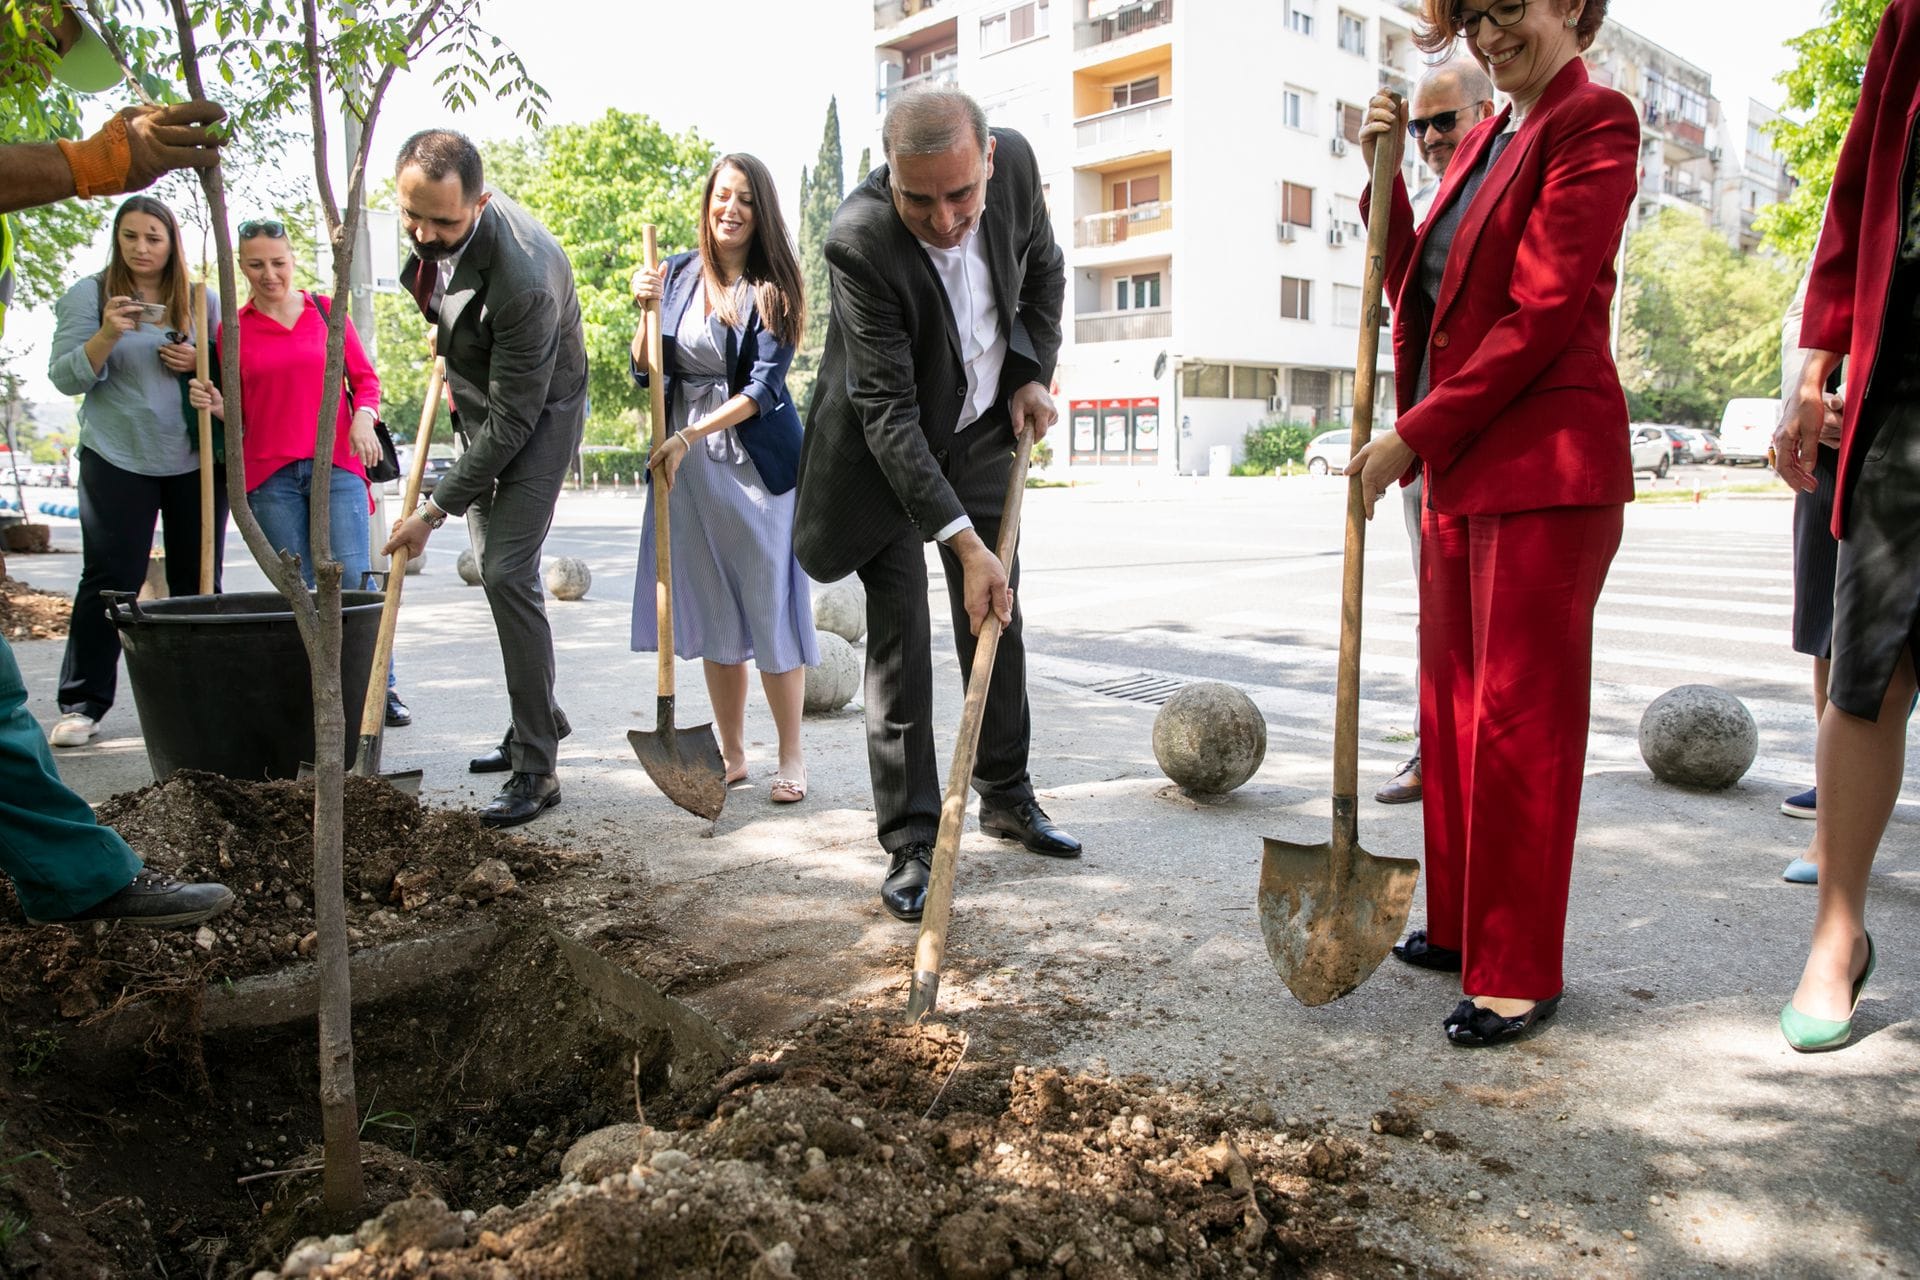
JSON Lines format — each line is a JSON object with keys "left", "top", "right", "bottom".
{"left": 1408, "top": 110, "right": 1466, "bottom": 139}
{"left": 237, "top": 218, "right": 287, "bottom": 239}
{"left": 1452, "top": 0, "right": 1530, "bottom": 38}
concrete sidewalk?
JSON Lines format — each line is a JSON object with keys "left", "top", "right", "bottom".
{"left": 7, "top": 493, "right": 1915, "bottom": 1279}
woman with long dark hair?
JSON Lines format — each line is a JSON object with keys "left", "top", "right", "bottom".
{"left": 46, "top": 194, "right": 226, "bottom": 747}
{"left": 629, "top": 152, "right": 817, "bottom": 803}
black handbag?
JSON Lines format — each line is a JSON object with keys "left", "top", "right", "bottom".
{"left": 313, "top": 293, "right": 401, "bottom": 483}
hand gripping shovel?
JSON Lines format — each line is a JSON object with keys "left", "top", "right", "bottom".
{"left": 626, "top": 225, "right": 727, "bottom": 820}
{"left": 1258, "top": 113, "right": 1420, "bottom": 1007}
{"left": 906, "top": 429, "right": 1033, "bottom": 1021}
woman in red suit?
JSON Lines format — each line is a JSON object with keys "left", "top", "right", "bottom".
{"left": 1770, "top": 0, "right": 1920, "bottom": 1053}
{"left": 1349, "top": 0, "right": 1639, "bottom": 1046}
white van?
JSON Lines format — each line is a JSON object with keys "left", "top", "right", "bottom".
{"left": 1718, "top": 398, "right": 1779, "bottom": 465}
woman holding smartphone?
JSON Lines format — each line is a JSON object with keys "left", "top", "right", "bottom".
{"left": 46, "top": 195, "right": 226, "bottom": 748}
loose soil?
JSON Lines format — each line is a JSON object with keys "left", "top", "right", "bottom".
{"left": 0, "top": 576, "right": 70, "bottom": 641}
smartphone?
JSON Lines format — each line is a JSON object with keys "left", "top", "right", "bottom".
{"left": 133, "top": 301, "right": 169, "bottom": 326}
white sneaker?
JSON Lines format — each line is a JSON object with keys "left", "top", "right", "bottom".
{"left": 49, "top": 712, "right": 97, "bottom": 747}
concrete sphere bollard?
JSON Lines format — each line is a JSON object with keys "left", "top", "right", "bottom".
{"left": 544, "top": 556, "right": 591, "bottom": 601}
{"left": 456, "top": 547, "right": 483, "bottom": 586}
{"left": 813, "top": 578, "right": 867, "bottom": 644}
{"left": 804, "top": 631, "right": 860, "bottom": 713}
{"left": 1639, "top": 684, "right": 1758, "bottom": 790}
{"left": 1152, "top": 682, "right": 1268, "bottom": 795}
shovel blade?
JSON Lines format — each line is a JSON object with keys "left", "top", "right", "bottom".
{"left": 294, "top": 761, "right": 424, "bottom": 796}
{"left": 1259, "top": 836, "right": 1420, "bottom": 1007}
{"left": 627, "top": 722, "right": 727, "bottom": 821}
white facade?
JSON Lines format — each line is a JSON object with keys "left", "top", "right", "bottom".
{"left": 868, "top": 0, "right": 1427, "bottom": 474}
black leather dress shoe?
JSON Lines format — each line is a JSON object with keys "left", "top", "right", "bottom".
{"left": 384, "top": 689, "right": 412, "bottom": 728}
{"left": 1392, "top": 929, "right": 1462, "bottom": 972}
{"left": 1443, "top": 994, "right": 1562, "bottom": 1047}
{"left": 469, "top": 731, "right": 514, "bottom": 774}
{"left": 479, "top": 772, "right": 560, "bottom": 828}
{"left": 880, "top": 842, "right": 933, "bottom": 922}
{"left": 979, "top": 799, "right": 1081, "bottom": 858}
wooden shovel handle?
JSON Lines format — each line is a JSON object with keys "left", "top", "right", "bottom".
{"left": 356, "top": 357, "right": 445, "bottom": 745}
{"left": 1332, "top": 102, "right": 1403, "bottom": 811}
{"left": 643, "top": 226, "right": 675, "bottom": 700}
{"left": 194, "top": 281, "right": 214, "bottom": 594}
{"left": 908, "top": 429, "right": 1035, "bottom": 1019}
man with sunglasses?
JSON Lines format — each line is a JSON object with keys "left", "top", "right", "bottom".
{"left": 1373, "top": 61, "right": 1496, "bottom": 807}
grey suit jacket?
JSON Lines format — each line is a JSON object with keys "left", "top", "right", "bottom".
{"left": 794, "top": 128, "right": 1065, "bottom": 583}
{"left": 400, "top": 192, "right": 588, "bottom": 517}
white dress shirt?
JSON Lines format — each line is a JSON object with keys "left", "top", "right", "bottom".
{"left": 918, "top": 222, "right": 1007, "bottom": 543}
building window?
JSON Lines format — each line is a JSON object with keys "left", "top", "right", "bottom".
{"left": 1337, "top": 11, "right": 1365, "bottom": 55}
{"left": 1184, "top": 364, "right": 1230, "bottom": 398}
{"left": 980, "top": 0, "right": 1050, "bottom": 53}
{"left": 1281, "top": 181, "right": 1314, "bottom": 228}
{"left": 1288, "top": 0, "right": 1315, "bottom": 37}
{"left": 1281, "top": 276, "right": 1313, "bottom": 321}
{"left": 1114, "top": 273, "right": 1162, "bottom": 310}
{"left": 1282, "top": 86, "right": 1314, "bottom": 132}
{"left": 1110, "top": 173, "right": 1161, "bottom": 209}
{"left": 1232, "top": 366, "right": 1280, "bottom": 400}
{"left": 1332, "top": 283, "right": 1362, "bottom": 327}
{"left": 1338, "top": 102, "right": 1365, "bottom": 144}
{"left": 1111, "top": 75, "right": 1161, "bottom": 109}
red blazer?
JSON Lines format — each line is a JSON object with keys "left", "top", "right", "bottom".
{"left": 1362, "top": 58, "right": 1639, "bottom": 516}
{"left": 1800, "top": 0, "right": 1920, "bottom": 539}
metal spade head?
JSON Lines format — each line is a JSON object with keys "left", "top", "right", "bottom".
{"left": 628, "top": 697, "right": 727, "bottom": 821}
{"left": 1258, "top": 814, "right": 1420, "bottom": 1007}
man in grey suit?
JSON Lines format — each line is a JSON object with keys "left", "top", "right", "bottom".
{"left": 796, "top": 91, "right": 1078, "bottom": 923}
{"left": 382, "top": 129, "right": 587, "bottom": 828}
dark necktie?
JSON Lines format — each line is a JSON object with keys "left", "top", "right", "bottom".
{"left": 410, "top": 257, "right": 438, "bottom": 322}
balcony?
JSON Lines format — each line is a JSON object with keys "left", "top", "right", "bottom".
{"left": 1074, "top": 200, "right": 1174, "bottom": 247}
{"left": 875, "top": 0, "right": 945, "bottom": 31}
{"left": 877, "top": 62, "right": 959, "bottom": 112}
{"left": 1076, "top": 0, "right": 1172, "bottom": 51}
{"left": 1074, "top": 96, "right": 1172, "bottom": 160}
{"left": 1076, "top": 308, "right": 1172, "bottom": 342}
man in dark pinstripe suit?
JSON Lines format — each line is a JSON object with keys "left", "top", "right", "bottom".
{"left": 795, "top": 90, "right": 1078, "bottom": 923}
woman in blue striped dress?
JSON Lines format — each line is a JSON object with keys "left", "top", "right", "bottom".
{"left": 630, "top": 153, "right": 817, "bottom": 803}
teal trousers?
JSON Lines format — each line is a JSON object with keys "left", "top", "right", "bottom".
{"left": 0, "top": 634, "right": 140, "bottom": 920}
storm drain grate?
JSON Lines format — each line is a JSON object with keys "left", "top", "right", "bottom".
{"left": 1087, "top": 674, "right": 1189, "bottom": 706}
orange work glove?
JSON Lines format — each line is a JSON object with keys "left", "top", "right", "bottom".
{"left": 56, "top": 101, "right": 225, "bottom": 198}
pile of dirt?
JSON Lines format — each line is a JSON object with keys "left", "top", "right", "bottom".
{"left": 0, "top": 575, "right": 70, "bottom": 640}
{"left": 273, "top": 1011, "right": 1409, "bottom": 1279}
{"left": 0, "top": 771, "right": 595, "bottom": 1021}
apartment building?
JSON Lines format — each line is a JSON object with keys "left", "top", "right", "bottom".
{"left": 866, "top": 1, "right": 1789, "bottom": 474}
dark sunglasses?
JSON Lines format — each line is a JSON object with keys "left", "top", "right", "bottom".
{"left": 1408, "top": 110, "right": 1465, "bottom": 139}
{"left": 237, "top": 218, "right": 287, "bottom": 239}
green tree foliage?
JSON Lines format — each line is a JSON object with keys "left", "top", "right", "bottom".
{"left": 1620, "top": 208, "right": 1798, "bottom": 425}
{"left": 792, "top": 97, "right": 844, "bottom": 411}
{"left": 1237, "top": 419, "right": 1314, "bottom": 474}
{"left": 496, "top": 111, "right": 713, "bottom": 446}
{"left": 855, "top": 146, "right": 871, "bottom": 183}
{"left": 1758, "top": 0, "right": 1892, "bottom": 261}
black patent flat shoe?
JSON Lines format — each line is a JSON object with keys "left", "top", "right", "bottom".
{"left": 1444, "top": 994, "right": 1563, "bottom": 1047}
{"left": 1392, "top": 930, "right": 1462, "bottom": 972}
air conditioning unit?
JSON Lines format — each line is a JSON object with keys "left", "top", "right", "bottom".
{"left": 1330, "top": 136, "right": 1349, "bottom": 157}
{"left": 1267, "top": 396, "right": 1286, "bottom": 414}
{"left": 1327, "top": 225, "right": 1347, "bottom": 247}
{"left": 1277, "top": 222, "right": 1297, "bottom": 243}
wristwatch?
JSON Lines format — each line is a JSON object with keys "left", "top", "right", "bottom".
{"left": 415, "top": 501, "right": 448, "bottom": 529}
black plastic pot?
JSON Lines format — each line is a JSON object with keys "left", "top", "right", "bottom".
{"left": 108, "top": 591, "right": 385, "bottom": 783}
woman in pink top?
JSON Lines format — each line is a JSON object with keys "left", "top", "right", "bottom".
{"left": 188, "top": 218, "right": 412, "bottom": 727}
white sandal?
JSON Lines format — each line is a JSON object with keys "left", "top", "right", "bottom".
{"left": 770, "top": 777, "right": 807, "bottom": 805}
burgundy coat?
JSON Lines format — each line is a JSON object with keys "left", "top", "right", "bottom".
{"left": 1361, "top": 57, "right": 1639, "bottom": 516}
{"left": 1800, "top": 0, "right": 1920, "bottom": 538}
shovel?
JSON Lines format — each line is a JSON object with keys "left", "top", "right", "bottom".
{"left": 299, "top": 358, "right": 445, "bottom": 795}
{"left": 906, "top": 427, "right": 1033, "bottom": 1021}
{"left": 626, "top": 225, "right": 727, "bottom": 820}
{"left": 193, "top": 280, "right": 216, "bottom": 594}
{"left": 1258, "top": 109, "right": 1420, "bottom": 1007}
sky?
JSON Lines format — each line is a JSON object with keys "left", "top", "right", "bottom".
{"left": 3, "top": 0, "right": 1832, "bottom": 406}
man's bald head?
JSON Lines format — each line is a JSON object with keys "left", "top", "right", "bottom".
{"left": 1410, "top": 62, "right": 1497, "bottom": 176}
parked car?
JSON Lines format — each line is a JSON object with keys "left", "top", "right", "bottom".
{"left": 1677, "top": 427, "right": 1723, "bottom": 464}
{"left": 392, "top": 443, "right": 458, "bottom": 495}
{"left": 1304, "top": 429, "right": 1351, "bottom": 475}
{"left": 1660, "top": 427, "right": 1697, "bottom": 464}
{"left": 1630, "top": 424, "right": 1671, "bottom": 477}
{"left": 1718, "top": 397, "right": 1779, "bottom": 465}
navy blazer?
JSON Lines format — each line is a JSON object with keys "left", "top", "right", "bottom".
{"left": 631, "top": 251, "right": 803, "bottom": 494}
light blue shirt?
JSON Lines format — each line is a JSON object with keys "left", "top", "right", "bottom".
{"left": 48, "top": 275, "right": 221, "bottom": 477}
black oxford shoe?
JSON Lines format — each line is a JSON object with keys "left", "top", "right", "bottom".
{"left": 469, "top": 730, "right": 514, "bottom": 774}
{"left": 384, "top": 689, "right": 412, "bottom": 728}
{"left": 880, "top": 842, "right": 933, "bottom": 922}
{"left": 980, "top": 799, "right": 1081, "bottom": 858}
{"left": 479, "top": 772, "right": 560, "bottom": 828}
{"left": 1392, "top": 929, "right": 1462, "bottom": 972}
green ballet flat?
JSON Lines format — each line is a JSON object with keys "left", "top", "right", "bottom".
{"left": 1779, "top": 933, "right": 1877, "bottom": 1053}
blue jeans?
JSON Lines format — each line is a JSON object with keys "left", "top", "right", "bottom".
{"left": 250, "top": 460, "right": 396, "bottom": 689}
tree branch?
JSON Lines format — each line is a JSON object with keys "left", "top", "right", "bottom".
{"left": 301, "top": 0, "right": 340, "bottom": 235}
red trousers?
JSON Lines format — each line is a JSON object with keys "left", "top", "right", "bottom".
{"left": 1418, "top": 502, "right": 1623, "bottom": 999}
